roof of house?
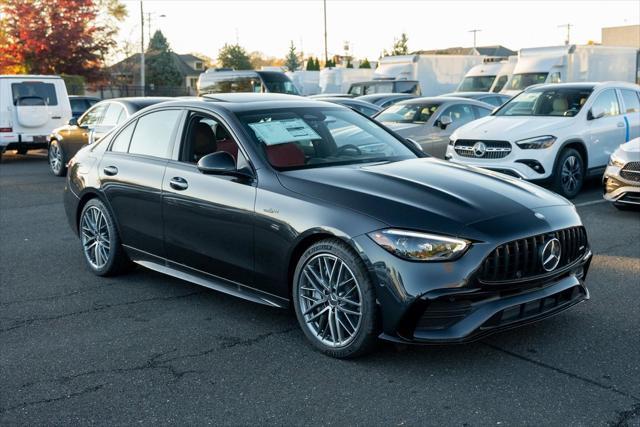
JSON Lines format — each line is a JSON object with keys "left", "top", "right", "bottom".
{"left": 109, "top": 52, "right": 205, "bottom": 76}
{"left": 412, "top": 45, "right": 516, "bottom": 57}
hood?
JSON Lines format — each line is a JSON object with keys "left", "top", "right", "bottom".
{"left": 278, "top": 158, "right": 570, "bottom": 236}
{"left": 454, "top": 115, "right": 575, "bottom": 141}
{"left": 384, "top": 122, "right": 424, "bottom": 134}
{"left": 618, "top": 138, "right": 640, "bottom": 154}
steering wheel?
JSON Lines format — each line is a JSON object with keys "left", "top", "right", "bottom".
{"left": 335, "top": 144, "right": 362, "bottom": 156}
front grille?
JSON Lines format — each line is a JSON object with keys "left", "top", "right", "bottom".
{"left": 454, "top": 139, "right": 512, "bottom": 159}
{"left": 620, "top": 162, "right": 640, "bottom": 182}
{"left": 478, "top": 226, "right": 588, "bottom": 284}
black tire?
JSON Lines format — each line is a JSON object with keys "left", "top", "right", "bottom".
{"left": 553, "top": 148, "right": 584, "bottom": 199}
{"left": 16, "top": 146, "right": 28, "bottom": 155}
{"left": 292, "top": 238, "right": 378, "bottom": 358}
{"left": 48, "top": 140, "right": 67, "bottom": 176}
{"left": 78, "top": 198, "right": 132, "bottom": 276}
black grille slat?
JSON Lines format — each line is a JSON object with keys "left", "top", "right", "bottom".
{"left": 620, "top": 162, "right": 640, "bottom": 182}
{"left": 479, "top": 226, "right": 588, "bottom": 284}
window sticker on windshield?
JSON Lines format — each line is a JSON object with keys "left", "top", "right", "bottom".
{"left": 248, "top": 119, "right": 321, "bottom": 145}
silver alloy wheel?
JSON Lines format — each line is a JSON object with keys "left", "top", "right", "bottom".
{"left": 80, "top": 206, "right": 111, "bottom": 269}
{"left": 49, "top": 142, "right": 63, "bottom": 174}
{"left": 298, "top": 254, "right": 362, "bottom": 348}
{"left": 561, "top": 155, "right": 582, "bottom": 193}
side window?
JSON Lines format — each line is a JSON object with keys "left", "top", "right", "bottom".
{"left": 181, "top": 113, "right": 241, "bottom": 165}
{"left": 473, "top": 105, "right": 492, "bottom": 119}
{"left": 128, "top": 110, "right": 182, "bottom": 158}
{"left": 620, "top": 90, "right": 640, "bottom": 113}
{"left": 349, "top": 85, "right": 363, "bottom": 96}
{"left": 492, "top": 75, "right": 508, "bottom": 93}
{"left": 549, "top": 72, "right": 562, "bottom": 84}
{"left": 101, "top": 103, "right": 125, "bottom": 126}
{"left": 591, "top": 90, "right": 621, "bottom": 117}
{"left": 79, "top": 104, "right": 108, "bottom": 126}
{"left": 110, "top": 121, "right": 136, "bottom": 153}
{"left": 438, "top": 104, "right": 476, "bottom": 126}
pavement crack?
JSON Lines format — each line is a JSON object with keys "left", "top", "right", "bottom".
{"left": 484, "top": 342, "right": 640, "bottom": 402}
{"left": 0, "top": 291, "right": 205, "bottom": 333}
{"left": 0, "top": 384, "right": 105, "bottom": 414}
{"left": 608, "top": 402, "right": 640, "bottom": 427}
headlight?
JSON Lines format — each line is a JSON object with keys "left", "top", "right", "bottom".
{"left": 368, "top": 229, "right": 470, "bottom": 262}
{"left": 515, "top": 135, "right": 556, "bottom": 149}
{"left": 608, "top": 152, "right": 625, "bottom": 168}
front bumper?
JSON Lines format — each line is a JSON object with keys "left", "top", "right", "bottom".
{"left": 0, "top": 133, "right": 49, "bottom": 150}
{"left": 603, "top": 165, "right": 640, "bottom": 206}
{"left": 353, "top": 212, "right": 592, "bottom": 344}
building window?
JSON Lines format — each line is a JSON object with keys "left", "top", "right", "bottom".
{"left": 195, "top": 62, "right": 203, "bottom": 70}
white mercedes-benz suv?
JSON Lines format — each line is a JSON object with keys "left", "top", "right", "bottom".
{"left": 446, "top": 82, "right": 640, "bottom": 198}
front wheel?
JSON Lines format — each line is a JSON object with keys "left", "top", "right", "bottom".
{"left": 79, "top": 198, "right": 132, "bottom": 276}
{"left": 48, "top": 140, "right": 67, "bottom": 176}
{"left": 553, "top": 148, "right": 584, "bottom": 199}
{"left": 292, "top": 239, "right": 378, "bottom": 358}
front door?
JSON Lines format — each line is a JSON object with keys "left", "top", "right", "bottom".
{"left": 162, "top": 112, "right": 256, "bottom": 285}
{"left": 587, "top": 89, "right": 626, "bottom": 168}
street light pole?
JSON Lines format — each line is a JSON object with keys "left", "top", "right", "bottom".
{"left": 140, "top": 0, "right": 145, "bottom": 96}
{"left": 558, "top": 23, "right": 572, "bottom": 45}
{"left": 468, "top": 29, "right": 482, "bottom": 52}
{"left": 323, "top": 0, "right": 328, "bottom": 64}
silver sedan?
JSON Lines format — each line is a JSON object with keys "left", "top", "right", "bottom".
{"left": 603, "top": 138, "right": 640, "bottom": 210}
{"left": 375, "top": 97, "right": 493, "bottom": 158}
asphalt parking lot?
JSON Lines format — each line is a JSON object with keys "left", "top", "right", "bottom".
{"left": 1, "top": 151, "right": 639, "bottom": 425}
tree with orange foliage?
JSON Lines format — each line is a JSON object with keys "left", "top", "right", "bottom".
{"left": 0, "top": 0, "right": 126, "bottom": 81}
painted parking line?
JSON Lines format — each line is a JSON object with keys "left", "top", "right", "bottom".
{"left": 574, "top": 199, "right": 607, "bottom": 207}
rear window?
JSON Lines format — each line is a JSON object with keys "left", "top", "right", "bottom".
{"left": 11, "top": 82, "right": 58, "bottom": 106}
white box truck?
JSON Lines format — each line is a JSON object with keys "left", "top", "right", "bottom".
{"left": 318, "top": 68, "right": 375, "bottom": 94}
{"left": 502, "top": 45, "right": 640, "bottom": 96}
{"left": 456, "top": 58, "right": 516, "bottom": 93}
{"left": 353, "top": 54, "right": 485, "bottom": 96}
{"left": 0, "top": 75, "right": 71, "bottom": 158}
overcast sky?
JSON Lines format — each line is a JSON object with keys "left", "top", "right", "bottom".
{"left": 116, "top": 0, "right": 639, "bottom": 62}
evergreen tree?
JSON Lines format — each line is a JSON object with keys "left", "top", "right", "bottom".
{"left": 146, "top": 30, "right": 181, "bottom": 87}
{"left": 391, "top": 33, "right": 409, "bottom": 55}
{"left": 346, "top": 59, "right": 353, "bottom": 68}
{"left": 359, "top": 58, "right": 371, "bottom": 69}
{"left": 306, "top": 57, "right": 315, "bottom": 71}
{"left": 285, "top": 41, "right": 300, "bottom": 72}
{"left": 218, "top": 43, "right": 252, "bottom": 70}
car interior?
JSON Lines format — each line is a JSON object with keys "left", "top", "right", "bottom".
{"left": 183, "top": 115, "right": 240, "bottom": 164}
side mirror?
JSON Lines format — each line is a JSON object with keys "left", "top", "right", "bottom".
{"left": 68, "top": 117, "right": 78, "bottom": 126}
{"left": 406, "top": 138, "right": 423, "bottom": 152}
{"left": 438, "top": 115, "right": 452, "bottom": 129}
{"left": 588, "top": 107, "right": 604, "bottom": 120}
{"left": 197, "top": 151, "right": 242, "bottom": 176}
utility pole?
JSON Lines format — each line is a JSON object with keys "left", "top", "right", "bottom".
{"left": 140, "top": 1, "right": 145, "bottom": 96}
{"left": 468, "top": 29, "right": 482, "bottom": 52}
{"left": 558, "top": 23, "right": 572, "bottom": 45}
{"left": 323, "top": 0, "right": 328, "bottom": 64}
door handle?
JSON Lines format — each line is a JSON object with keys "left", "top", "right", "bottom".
{"left": 617, "top": 122, "right": 625, "bottom": 128}
{"left": 103, "top": 165, "right": 118, "bottom": 176}
{"left": 169, "top": 177, "right": 188, "bottom": 191}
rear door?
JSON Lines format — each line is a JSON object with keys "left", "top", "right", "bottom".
{"left": 618, "top": 89, "right": 640, "bottom": 140}
{"left": 99, "top": 108, "right": 183, "bottom": 256}
{"left": 586, "top": 89, "right": 626, "bottom": 168}
{"left": 11, "top": 80, "right": 67, "bottom": 141}
{"left": 426, "top": 103, "right": 478, "bottom": 158}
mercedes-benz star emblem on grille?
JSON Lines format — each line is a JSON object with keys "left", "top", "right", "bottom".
{"left": 472, "top": 141, "right": 487, "bottom": 157}
{"left": 540, "top": 238, "right": 561, "bottom": 272}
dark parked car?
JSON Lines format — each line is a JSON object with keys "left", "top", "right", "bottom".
{"left": 64, "top": 93, "right": 592, "bottom": 358}
{"left": 69, "top": 95, "right": 100, "bottom": 119}
{"left": 48, "top": 97, "right": 169, "bottom": 176}
{"left": 440, "top": 91, "right": 512, "bottom": 107}
{"left": 315, "top": 97, "right": 382, "bottom": 117}
{"left": 356, "top": 93, "right": 417, "bottom": 109}
{"left": 348, "top": 80, "right": 420, "bottom": 96}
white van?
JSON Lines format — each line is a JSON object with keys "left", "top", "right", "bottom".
{"left": 0, "top": 75, "right": 71, "bottom": 158}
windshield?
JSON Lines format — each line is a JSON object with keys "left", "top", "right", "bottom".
{"left": 263, "top": 78, "right": 299, "bottom": 95}
{"left": 376, "top": 102, "right": 441, "bottom": 124}
{"left": 508, "top": 73, "right": 548, "bottom": 91}
{"left": 458, "top": 76, "right": 496, "bottom": 92}
{"left": 199, "top": 75, "right": 262, "bottom": 94}
{"left": 496, "top": 87, "right": 593, "bottom": 117}
{"left": 237, "top": 107, "right": 416, "bottom": 170}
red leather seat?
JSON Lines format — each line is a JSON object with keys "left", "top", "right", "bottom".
{"left": 216, "top": 138, "right": 238, "bottom": 161}
{"left": 266, "top": 143, "right": 305, "bottom": 168}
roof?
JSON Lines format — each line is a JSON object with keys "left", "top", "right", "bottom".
{"left": 412, "top": 45, "right": 515, "bottom": 57}
{"left": 109, "top": 52, "right": 206, "bottom": 77}
{"left": 201, "top": 93, "right": 306, "bottom": 103}
{"left": 396, "top": 96, "right": 493, "bottom": 107}
{"left": 440, "top": 92, "right": 511, "bottom": 98}
{"left": 0, "top": 74, "right": 62, "bottom": 79}
{"left": 356, "top": 93, "right": 416, "bottom": 103}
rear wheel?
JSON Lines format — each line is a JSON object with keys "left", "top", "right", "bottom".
{"left": 292, "top": 239, "right": 378, "bottom": 358}
{"left": 16, "top": 147, "right": 27, "bottom": 155}
{"left": 553, "top": 148, "right": 584, "bottom": 199}
{"left": 79, "top": 198, "right": 132, "bottom": 276}
{"left": 48, "top": 140, "right": 67, "bottom": 176}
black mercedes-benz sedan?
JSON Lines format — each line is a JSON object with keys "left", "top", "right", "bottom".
{"left": 64, "top": 93, "right": 592, "bottom": 358}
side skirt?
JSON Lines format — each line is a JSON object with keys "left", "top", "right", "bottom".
{"left": 124, "top": 245, "right": 288, "bottom": 309}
